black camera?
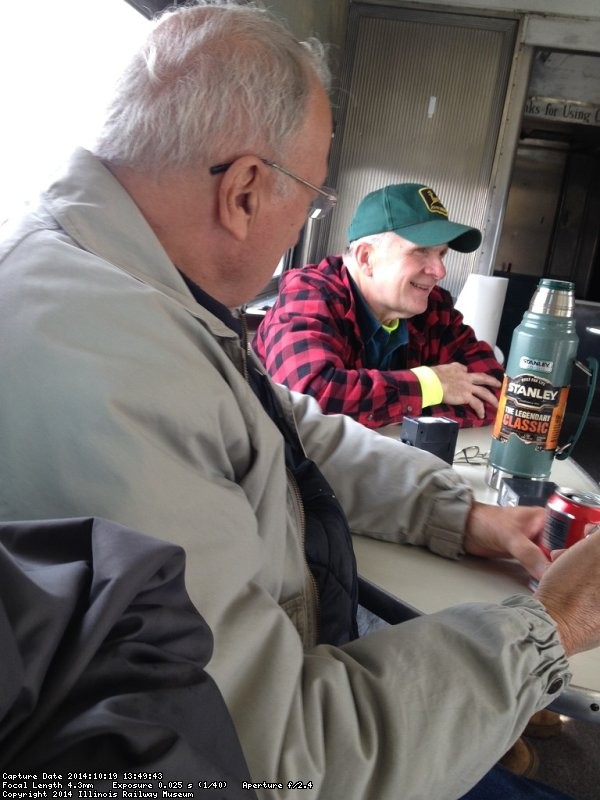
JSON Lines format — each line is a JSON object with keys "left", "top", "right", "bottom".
{"left": 399, "top": 416, "right": 459, "bottom": 465}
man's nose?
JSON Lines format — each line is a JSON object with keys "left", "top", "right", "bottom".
{"left": 425, "top": 256, "right": 446, "bottom": 280}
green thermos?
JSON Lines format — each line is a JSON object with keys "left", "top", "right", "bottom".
{"left": 486, "top": 279, "right": 598, "bottom": 489}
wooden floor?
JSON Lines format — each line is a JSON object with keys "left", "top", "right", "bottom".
{"left": 533, "top": 715, "right": 600, "bottom": 800}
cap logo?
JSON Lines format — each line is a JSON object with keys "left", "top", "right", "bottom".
{"left": 418, "top": 187, "right": 448, "bottom": 218}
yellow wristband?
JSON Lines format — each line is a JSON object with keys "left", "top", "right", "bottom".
{"left": 410, "top": 366, "right": 443, "bottom": 408}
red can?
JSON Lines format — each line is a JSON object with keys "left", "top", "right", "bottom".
{"left": 540, "top": 489, "right": 600, "bottom": 558}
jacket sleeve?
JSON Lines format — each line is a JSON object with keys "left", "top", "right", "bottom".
{"left": 284, "top": 385, "right": 471, "bottom": 557}
{"left": 302, "top": 596, "right": 569, "bottom": 800}
{"left": 252, "top": 269, "right": 427, "bottom": 428}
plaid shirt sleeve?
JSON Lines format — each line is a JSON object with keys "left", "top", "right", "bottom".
{"left": 252, "top": 261, "right": 504, "bottom": 429}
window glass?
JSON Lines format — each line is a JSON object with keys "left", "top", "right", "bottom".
{"left": 0, "top": 0, "right": 147, "bottom": 222}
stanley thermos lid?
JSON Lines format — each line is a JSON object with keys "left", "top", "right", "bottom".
{"left": 529, "top": 279, "right": 575, "bottom": 317}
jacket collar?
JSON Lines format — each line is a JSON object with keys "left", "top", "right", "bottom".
{"left": 42, "top": 148, "right": 239, "bottom": 339}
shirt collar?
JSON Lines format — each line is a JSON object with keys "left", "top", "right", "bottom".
{"left": 348, "top": 273, "right": 407, "bottom": 347}
{"left": 179, "top": 270, "right": 242, "bottom": 336}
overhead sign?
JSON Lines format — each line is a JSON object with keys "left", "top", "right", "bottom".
{"left": 525, "top": 95, "right": 600, "bottom": 127}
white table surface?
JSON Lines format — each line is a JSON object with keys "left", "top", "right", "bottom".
{"left": 353, "top": 425, "right": 600, "bottom": 720}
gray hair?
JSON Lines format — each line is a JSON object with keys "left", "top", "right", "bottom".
{"left": 344, "top": 233, "right": 388, "bottom": 270}
{"left": 92, "top": 1, "right": 331, "bottom": 172}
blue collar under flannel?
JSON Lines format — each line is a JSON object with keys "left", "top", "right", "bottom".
{"left": 348, "top": 274, "right": 408, "bottom": 370}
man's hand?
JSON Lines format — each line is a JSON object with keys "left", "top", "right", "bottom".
{"left": 430, "top": 362, "right": 501, "bottom": 418}
{"left": 463, "top": 500, "right": 549, "bottom": 580}
{"left": 463, "top": 501, "right": 600, "bottom": 658}
{"left": 534, "top": 534, "right": 600, "bottom": 657}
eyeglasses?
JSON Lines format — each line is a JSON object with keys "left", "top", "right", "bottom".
{"left": 209, "top": 157, "right": 337, "bottom": 220}
{"left": 453, "top": 445, "right": 490, "bottom": 466}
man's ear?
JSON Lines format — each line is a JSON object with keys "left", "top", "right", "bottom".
{"left": 354, "top": 242, "right": 373, "bottom": 276}
{"left": 216, "top": 157, "right": 263, "bottom": 241}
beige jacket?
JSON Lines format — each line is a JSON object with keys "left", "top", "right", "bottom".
{"left": 0, "top": 149, "right": 570, "bottom": 799}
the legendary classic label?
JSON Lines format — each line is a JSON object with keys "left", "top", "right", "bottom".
{"left": 492, "top": 373, "right": 569, "bottom": 449}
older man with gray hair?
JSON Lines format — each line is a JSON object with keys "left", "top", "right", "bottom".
{"left": 254, "top": 182, "right": 504, "bottom": 429}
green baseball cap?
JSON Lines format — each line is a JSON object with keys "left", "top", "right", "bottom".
{"left": 347, "top": 183, "right": 482, "bottom": 253}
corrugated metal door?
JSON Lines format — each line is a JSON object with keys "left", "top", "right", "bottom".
{"left": 307, "top": 3, "right": 517, "bottom": 298}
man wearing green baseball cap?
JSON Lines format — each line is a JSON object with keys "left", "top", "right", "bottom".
{"left": 253, "top": 182, "right": 503, "bottom": 429}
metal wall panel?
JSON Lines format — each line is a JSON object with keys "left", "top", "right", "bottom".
{"left": 310, "top": 5, "right": 517, "bottom": 299}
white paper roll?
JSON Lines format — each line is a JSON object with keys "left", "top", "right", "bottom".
{"left": 454, "top": 274, "right": 509, "bottom": 350}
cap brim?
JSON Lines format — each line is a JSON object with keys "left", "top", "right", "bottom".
{"left": 392, "top": 220, "right": 482, "bottom": 253}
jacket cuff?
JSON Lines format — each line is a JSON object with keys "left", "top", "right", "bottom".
{"left": 423, "top": 480, "right": 472, "bottom": 559}
{"left": 501, "top": 594, "right": 572, "bottom": 701}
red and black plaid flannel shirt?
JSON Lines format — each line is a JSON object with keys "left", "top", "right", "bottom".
{"left": 252, "top": 256, "right": 504, "bottom": 429}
